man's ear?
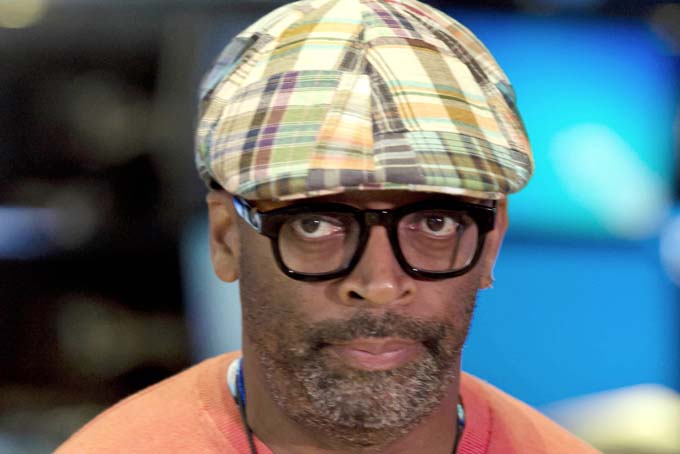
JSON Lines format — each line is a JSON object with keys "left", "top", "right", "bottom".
{"left": 479, "top": 198, "right": 509, "bottom": 289}
{"left": 206, "top": 191, "right": 240, "bottom": 282}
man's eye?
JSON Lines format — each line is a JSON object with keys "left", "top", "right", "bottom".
{"left": 412, "top": 213, "right": 460, "bottom": 237}
{"left": 290, "top": 216, "right": 344, "bottom": 239}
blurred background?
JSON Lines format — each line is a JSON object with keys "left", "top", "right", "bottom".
{"left": 0, "top": 0, "right": 678, "bottom": 452}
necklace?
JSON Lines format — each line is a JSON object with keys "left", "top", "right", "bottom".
{"left": 229, "top": 358, "right": 465, "bottom": 454}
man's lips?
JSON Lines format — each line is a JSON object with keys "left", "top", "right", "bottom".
{"left": 323, "top": 338, "right": 425, "bottom": 371}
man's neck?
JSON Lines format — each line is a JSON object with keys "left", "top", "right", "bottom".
{"left": 241, "top": 346, "right": 462, "bottom": 454}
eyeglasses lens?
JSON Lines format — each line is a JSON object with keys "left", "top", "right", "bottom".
{"left": 278, "top": 212, "right": 360, "bottom": 274}
{"left": 398, "top": 211, "right": 478, "bottom": 272}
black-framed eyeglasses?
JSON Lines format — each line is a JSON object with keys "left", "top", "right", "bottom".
{"left": 233, "top": 196, "right": 497, "bottom": 282}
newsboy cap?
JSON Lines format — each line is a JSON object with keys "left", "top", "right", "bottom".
{"left": 196, "top": 0, "right": 533, "bottom": 201}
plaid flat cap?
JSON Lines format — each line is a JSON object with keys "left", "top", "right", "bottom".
{"left": 196, "top": 0, "right": 533, "bottom": 201}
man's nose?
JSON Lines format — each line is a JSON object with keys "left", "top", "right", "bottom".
{"left": 337, "top": 226, "right": 416, "bottom": 307}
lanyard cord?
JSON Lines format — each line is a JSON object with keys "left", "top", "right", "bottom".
{"left": 235, "top": 359, "right": 258, "bottom": 454}
{"left": 453, "top": 396, "right": 466, "bottom": 453}
{"left": 232, "top": 359, "right": 465, "bottom": 454}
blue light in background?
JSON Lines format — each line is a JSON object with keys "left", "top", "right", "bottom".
{"left": 0, "top": 207, "right": 57, "bottom": 259}
{"left": 451, "top": 11, "right": 678, "bottom": 239}
{"left": 464, "top": 238, "right": 678, "bottom": 406}
{"left": 446, "top": 10, "right": 680, "bottom": 405}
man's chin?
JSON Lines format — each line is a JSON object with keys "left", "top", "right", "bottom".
{"left": 305, "top": 419, "right": 414, "bottom": 450}
{"left": 253, "top": 311, "right": 465, "bottom": 448}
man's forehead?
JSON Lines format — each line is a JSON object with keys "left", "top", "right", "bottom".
{"left": 252, "top": 190, "right": 495, "bottom": 210}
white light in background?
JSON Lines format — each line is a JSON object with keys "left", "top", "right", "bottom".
{"left": 550, "top": 123, "right": 670, "bottom": 239}
{"left": 543, "top": 384, "right": 680, "bottom": 452}
{"left": 0, "top": 0, "right": 47, "bottom": 29}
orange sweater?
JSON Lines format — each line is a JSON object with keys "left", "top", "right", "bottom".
{"left": 57, "top": 352, "right": 599, "bottom": 453}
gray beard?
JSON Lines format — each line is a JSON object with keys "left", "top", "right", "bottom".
{"left": 249, "top": 311, "right": 463, "bottom": 448}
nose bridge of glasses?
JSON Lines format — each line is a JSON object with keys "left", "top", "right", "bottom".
{"left": 357, "top": 209, "right": 403, "bottom": 271}
{"left": 363, "top": 209, "right": 393, "bottom": 229}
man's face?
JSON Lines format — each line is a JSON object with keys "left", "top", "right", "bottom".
{"left": 211, "top": 190, "right": 506, "bottom": 447}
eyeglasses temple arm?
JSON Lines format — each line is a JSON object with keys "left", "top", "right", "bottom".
{"left": 232, "top": 196, "right": 262, "bottom": 231}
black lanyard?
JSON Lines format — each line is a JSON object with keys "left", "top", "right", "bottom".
{"left": 233, "top": 359, "right": 465, "bottom": 454}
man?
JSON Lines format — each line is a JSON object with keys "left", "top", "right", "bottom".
{"left": 58, "top": 0, "right": 599, "bottom": 452}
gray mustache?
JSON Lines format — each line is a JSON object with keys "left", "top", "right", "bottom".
{"left": 304, "top": 311, "right": 448, "bottom": 346}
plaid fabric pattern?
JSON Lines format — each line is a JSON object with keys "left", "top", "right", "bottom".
{"left": 196, "top": 0, "right": 533, "bottom": 201}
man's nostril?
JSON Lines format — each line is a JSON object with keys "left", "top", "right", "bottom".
{"left": 348, "top": 291, "right": 363, "bottom": 300}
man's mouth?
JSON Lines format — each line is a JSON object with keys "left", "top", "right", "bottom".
{"left": 323, "top": 338, "right": 425, "bottom": 371}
